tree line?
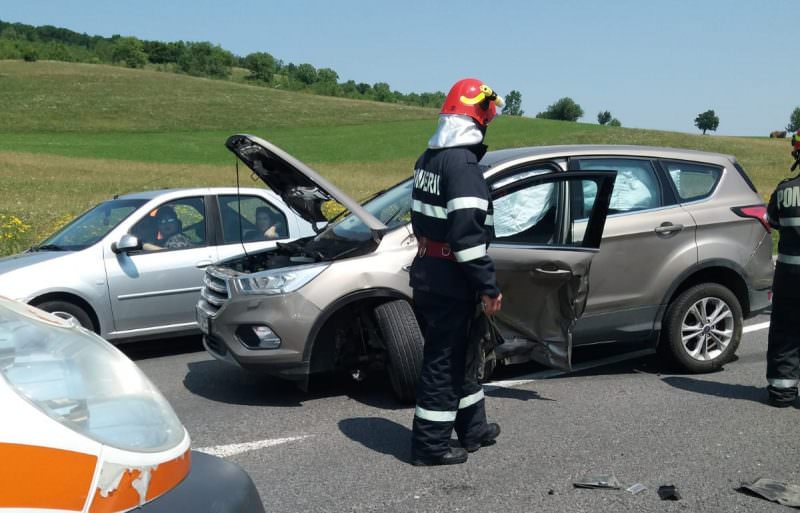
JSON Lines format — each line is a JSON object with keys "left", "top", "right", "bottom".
{"left": 0, "top": 19, "right": 446, "bottom": 108}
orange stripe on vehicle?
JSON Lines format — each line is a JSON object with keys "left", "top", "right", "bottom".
{"left": 146, "top": 449, "right": 191, "bottom": 500}
{"left": 89, "top": 449, "right": 191, "bottom": 513}
{"left": 0, "top": 442, "right": 97, "bottom": 511}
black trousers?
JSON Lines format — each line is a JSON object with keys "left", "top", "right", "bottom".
{"left": 767, "top": 262, "right": 800, "bottom": 404}
{"left": 411, "top": 290, "right": 488, "bottom": 457}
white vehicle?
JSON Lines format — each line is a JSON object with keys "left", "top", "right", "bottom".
{"left": 0, "top": 187, "right": 316, "bottom": 342}
{"left": 0, "top": 296, "right": 264, "bottom": 512}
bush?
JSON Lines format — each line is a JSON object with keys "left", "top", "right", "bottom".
{"left": 536, "top": 97, "right": 584, "bottom": 121}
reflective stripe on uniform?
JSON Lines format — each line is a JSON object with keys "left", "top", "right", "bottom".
{"left": 458, "top": 389, "right": 484, "bottom": 409}
{"left": 447, "top": 196, "right": 488, "bottom": 212}
{"left": 484, "top": 214, "right": 494, "bottom": 226}
{"left": 415, "top": 406, "right": 457, "bottom": 422}
{"left": 777, "top": 253, "right": 800, "bottom": 265}
{"left": 412, "top": 199, "right": 447, "bottom": 219}
{"left": 769, "top": 378, "right": 800, "bottom": 388}
{"left": 779, "top": 217, "right": 800, "bottom": 226}
{"left": 454, "top": 244, "right": 486, "bottom": 262}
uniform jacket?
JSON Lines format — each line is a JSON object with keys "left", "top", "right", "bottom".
{"left": 768, "top": 174, "right": 800, "bottom": 267}
{"left": 409, "top": 143, "right": 500, "bottom": 300}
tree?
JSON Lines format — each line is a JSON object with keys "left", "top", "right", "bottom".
{"left": 597, "top": 110, "right": 612, "bottom": 125}
{"left": 609, "top": 118, "right": 621, "bottom": 127}
{"left": 502, "top": 90, "right": 524, "bottom": 116}
{"left": 111, "top": 37, "right": 147, "bottom": 68}
{"left": 177, "top": 42, "right": 234, "bottom": 78}
{"left": 536, "top": 97, "right": 584, "bottom": 121}
{"left": 694, "top": 109, "right": 719, "bottom": 134}
{"left": 787, "top": 107, "right": 800, "bottom": 132}
{"left": 243, "top": 51, "right": 276, "bottom": 82}
{"left": 292, "top": 63, "right": 317, "bottom": 85}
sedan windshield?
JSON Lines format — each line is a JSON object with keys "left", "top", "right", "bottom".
{"left": 321, "top": 179, "right": 412, "bottom": 242}
{"left": 35, "top": 198, "right": 146, "bottom": 251}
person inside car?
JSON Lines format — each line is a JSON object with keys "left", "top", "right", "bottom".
{"left": 142, "top": 206, "right": 194, "bottom": 250}
{"left": 244, "top": 206, "right": 283, "bottom": 241}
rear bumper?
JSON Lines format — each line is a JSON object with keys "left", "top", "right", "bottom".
{"left": 140, "top": 451, "right": 264, "bottom": 513}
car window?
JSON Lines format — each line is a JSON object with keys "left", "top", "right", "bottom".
{"left": 493, "top": 175, "right": 609, "bottom": 247}
{"left": 38, "top": 199, "right": 146, "bottom": 251}
{"left": 130, "top": 197, "right": 207, "bottom": 251}
{"left": 576, "top": 158, "right": 661, "bottom": 213}
{"left": 219, "top": 195, "right": 289, "bottom": 243}
{"left": 493, "top": 182, "right": 556, "bottom": 241}
{"left": 662, "top": 160, "right": 722, "bottom": 201}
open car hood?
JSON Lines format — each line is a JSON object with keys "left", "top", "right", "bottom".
{"left": 226, "top": 134, "right": 387, "bottom": 233}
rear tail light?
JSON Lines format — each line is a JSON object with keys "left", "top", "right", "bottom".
{"left": 732, "top": 205, "right": 771, "bottom": 233}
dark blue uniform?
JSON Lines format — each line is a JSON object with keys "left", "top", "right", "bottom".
{"left": 766, "top": 174, "right": 800, "bottom": 406}
{"left": 409, "top": 143, "right": 500, "bottom": 458}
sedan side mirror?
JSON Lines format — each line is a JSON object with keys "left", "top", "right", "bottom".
{"left": 111, "top": 234, "right": 142, "bottom": 254}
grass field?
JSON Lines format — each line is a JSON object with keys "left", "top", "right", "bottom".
{"left": 0, "top": 60, "right": 793, "bottom": 254}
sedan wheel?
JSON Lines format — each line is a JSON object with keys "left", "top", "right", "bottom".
{"left": 662, "top": 283, "right": 742, "bottom": 373}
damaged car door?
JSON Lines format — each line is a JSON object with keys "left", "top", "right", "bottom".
{"left": 488, "top": 168, "right": 616, "bottom": 370}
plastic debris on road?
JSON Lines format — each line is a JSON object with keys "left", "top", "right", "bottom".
{"left": 738, "top": 478, "right": 800, "bottom": 507}
{"left": 626, "top": 483, "right": 647, "bottom": 495}
{"left": 573, "top": 474, "right": 621, "bottom": 489}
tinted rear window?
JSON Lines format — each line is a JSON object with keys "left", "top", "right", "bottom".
{"left": 662, "top": 160, "right": 723, "bottom": 202}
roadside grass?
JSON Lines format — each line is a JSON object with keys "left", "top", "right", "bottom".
{"left": 0, "top": 150, "right": 408, "bottom": 252}
{"left": 0, "top": 60, "right": 433, "bottom": 132}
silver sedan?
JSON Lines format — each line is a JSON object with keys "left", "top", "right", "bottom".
{"left": 0, "top": 187, "right": 316, "bottom": 342}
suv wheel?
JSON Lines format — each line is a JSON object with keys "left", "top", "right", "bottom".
{"left": 374, "top": 300, "right": 424, "bottom": 403}
{"left": 33, "top": 300, "right": 96, "bottom": 332}
{"left": 661, "top": 283, "right": 742, "bottom": 372}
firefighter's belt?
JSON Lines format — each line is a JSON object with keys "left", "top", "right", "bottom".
{"left": 417, "top": 237, "right": 455, "bottom": 261}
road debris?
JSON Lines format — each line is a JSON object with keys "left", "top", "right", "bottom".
{"left": 657, "top": 484, "right": 681, "bottom": 501}
{"left": 573, "top": 474, "right": 621, "bottom": 489}
{"left": 626, "top": 483, "right": 647, "bottom": 495}
{"left": 738, "top": 478, "right": 800, "bottom": 507}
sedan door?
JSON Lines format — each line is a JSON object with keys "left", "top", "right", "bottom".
{"left": 488, "top": 170, "right": 616, "bottom": 370}
{"left": 104, "top": 196, "right": 217, "bottom": 338}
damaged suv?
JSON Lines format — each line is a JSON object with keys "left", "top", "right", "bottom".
{"left": 198, "top": 135, "right": 773, "bottom": 402}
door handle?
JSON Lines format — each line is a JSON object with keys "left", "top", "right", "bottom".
{"left": 534, "top": 267, "right": 571, "bottom": 276}
{"left": 195, "top": 260, "right": 213, "bottom": 268}
{"left": 654, "top": 223, "right": 684, "bottom": 234}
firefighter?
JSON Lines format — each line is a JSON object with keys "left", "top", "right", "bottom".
{"left": 765, "top": 165, "right": 800, "bottom": 407}
{"left": 409, "top": 78, "right": 504, "bottom": 466}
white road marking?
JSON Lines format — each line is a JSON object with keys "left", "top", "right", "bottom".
{"left": 744, "top": 321, "right": 770, "bottom": 334}
{"left": 196, "top": 436, "right": 309, "bottom": 458}
{"left": 487, "top": 321, "right": 771, "bottom": 390}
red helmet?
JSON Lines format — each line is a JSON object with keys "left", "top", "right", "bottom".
{"left": 440, "top": 78, "right": 504, "bottom": 127}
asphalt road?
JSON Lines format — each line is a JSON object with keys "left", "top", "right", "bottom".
{"left": 128, "top": 314, "right": 800, "bottom": 513}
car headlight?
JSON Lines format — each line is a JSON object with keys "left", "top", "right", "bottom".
{"left": 233, "top": 263, "right": 329, "bottom": 296}
{"left": 0, "top": 299, "right": 185, "bottom": 453}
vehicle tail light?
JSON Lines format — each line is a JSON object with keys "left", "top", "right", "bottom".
{"left": 732, "top": 205, "right": 771, "bottom": 233}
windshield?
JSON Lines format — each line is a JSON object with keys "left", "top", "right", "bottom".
{"left": 0, "top": 298, "right": 185, "bottom": 452}
{"left": 321, "top": 179, "right": 412, "bottom": 242}
{"left": 37, "top": 199, "right": 146, "bottom": 251}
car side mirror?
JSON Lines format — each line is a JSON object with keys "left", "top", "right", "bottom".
{"left": 111, "top": 234, "right": 142, "bottom": 254}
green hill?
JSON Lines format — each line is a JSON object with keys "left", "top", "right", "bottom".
{"left": 0, "top": 60, "right": 792, "bottom": 254}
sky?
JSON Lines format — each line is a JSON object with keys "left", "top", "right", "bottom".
{"left": 1, "top": 0, "right": 796, "bottom": 136}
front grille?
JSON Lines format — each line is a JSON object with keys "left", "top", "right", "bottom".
{"left": 198, "top": 267, "right": 231, "bottom": 315}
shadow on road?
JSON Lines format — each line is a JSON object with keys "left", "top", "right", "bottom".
{"left": 662, "top": 376, "right": 767, "bottom": 404}
{"left": 484, "top": 386, "right": 555, "bottom": 401}
{"left": 338, "top": 417, "right": 410, "bottom": 463}
{"left": 120, "top": 335, "right": 203, "bottom": 360}
{"left": 184, "top": 359, "right": 411, "bottom": 410}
